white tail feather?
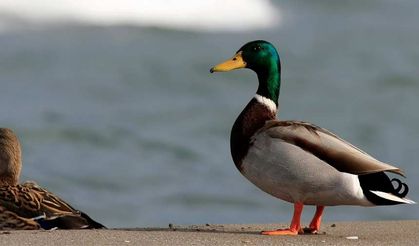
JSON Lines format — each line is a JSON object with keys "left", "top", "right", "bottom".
{"left": 370, "top": 190, "right": 416, "bottom": 204}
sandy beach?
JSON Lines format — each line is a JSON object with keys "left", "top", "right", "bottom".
{"left": 0, "top": 220, "right": 417, "bottom": 246}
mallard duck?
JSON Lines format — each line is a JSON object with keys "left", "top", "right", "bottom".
{"left": 0, "top": 128, "right": 105, "bottom": 230}
{"left": 210, "top": 40, "right": 414, "bottom": 235}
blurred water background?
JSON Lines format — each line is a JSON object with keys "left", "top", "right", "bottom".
{"left": 0, "top": 0, "right": 418, "bottom": 228}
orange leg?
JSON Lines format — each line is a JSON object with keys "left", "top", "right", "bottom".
{"left": 261, "top": 202, "right": 303, "bottom": 236}
{"left": 306, "top": 205, "right": 324, "bottom": 234}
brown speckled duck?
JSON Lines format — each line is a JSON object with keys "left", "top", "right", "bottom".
{"left": 210, "top": 40, "right": 414, "bottom": 235}
{"left": 0, "top": 128, "right": 105, "bottom": 230}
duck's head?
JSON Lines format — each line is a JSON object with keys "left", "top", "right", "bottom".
{"left": 0, "top": 128, "right": 22, "bottom": 186}
{"left": 210, "top": 40, "right": 281, "bottom": 104}
{"left": 210, "top": 40, "right": 280, "bottom": 73}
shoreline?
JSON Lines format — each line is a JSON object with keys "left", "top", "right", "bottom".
{"left": 1, "top": 220, "right": 418, "bottom": 245}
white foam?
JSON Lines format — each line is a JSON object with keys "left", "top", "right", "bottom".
{"left": 0, "top": 0, "right": 280, "bottom": 32}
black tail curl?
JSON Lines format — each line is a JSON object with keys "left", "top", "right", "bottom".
{"left": 358, "top": 172, "right": 410, "bottom": 205}
{"left": 391, "top": 178, "right": 409, "bottom": 197}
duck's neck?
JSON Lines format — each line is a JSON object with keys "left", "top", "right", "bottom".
{"left": 230, "top": 69, "right": 281, "bottom": 171}
{"left": 255, "top": 64, "right": 281, "bottom": 105}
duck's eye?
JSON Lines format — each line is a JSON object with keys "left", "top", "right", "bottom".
{"left": 253, "top": 46, "right": 262, "bottom": 51}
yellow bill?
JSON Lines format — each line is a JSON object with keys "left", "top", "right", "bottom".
{"left": 210, "top": 51, "right": 246, "bottom": 73}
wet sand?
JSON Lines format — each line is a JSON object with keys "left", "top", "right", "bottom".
{"left": 0, "top": 220, "right": 418, "bottom": 245}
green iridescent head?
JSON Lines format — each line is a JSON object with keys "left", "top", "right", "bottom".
{"left": 210, "top": 40, "right": 281, "bottom": 104}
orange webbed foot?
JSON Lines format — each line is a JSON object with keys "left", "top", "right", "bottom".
{"left": 304, "top": 205, "right": 324, "bottom": 234}
{"left": 261, "top": 228, "right": 300, "bottom": 236}
{"left": 261, "top": 202, "right": 304, "bottom": 236}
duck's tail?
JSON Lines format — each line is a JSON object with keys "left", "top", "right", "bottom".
{"left": 34, "top": 212, "right": 106, "bottom": 230}
{"left": 358, "top": 172, "right": 415, "bottom": 205}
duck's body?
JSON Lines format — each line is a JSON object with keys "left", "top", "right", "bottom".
{"left": 0, "top": 181, "right": 105, "bottom": 230}
{"left": 0, "top": 128, "right": 105, "bottom": 230}
{"left": 211, "top": 40, "right": 414, "bottom": 235}
{"left": 242, "top": 121, "right": 369, "bottom": 207}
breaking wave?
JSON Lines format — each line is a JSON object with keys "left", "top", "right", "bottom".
{"left": 0, "top": 0, "right": 280, "bottom": 32}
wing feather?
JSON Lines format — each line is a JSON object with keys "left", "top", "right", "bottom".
{"left": 257, "top": 120, "right": 404, "bottom": 176}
